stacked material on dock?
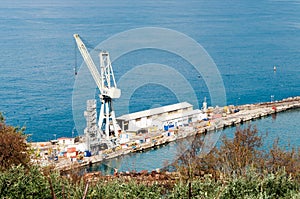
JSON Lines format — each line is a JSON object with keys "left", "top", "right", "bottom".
{"left": 31, "top": 96, "right": 300, "bottom": 172}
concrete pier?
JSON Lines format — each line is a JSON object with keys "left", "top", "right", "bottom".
{"left": 40, "top": 96, "right": 300, "bottom": 172}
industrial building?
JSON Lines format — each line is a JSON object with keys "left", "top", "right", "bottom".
{"left": 116, "top": 102, "right": 207, "bottom": 132}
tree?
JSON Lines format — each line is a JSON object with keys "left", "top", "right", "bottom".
{"left": 174, "top": 125, "right": 266, "bottom": 179}
{"left": 266, "top": 138, "right": 300, "bottom": 179}
{"left": 216, "top": 125, "right": 264, "bottom": 176}
{"left": 0, "top": 112, "right": 30, "bottom": 171}
{"left": 198, "top": 125, "right": 266, "bottom": 178}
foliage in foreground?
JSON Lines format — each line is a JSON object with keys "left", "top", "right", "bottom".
{"left": 0, "top": 115, "right": 299, "bottom": 198}
{"left": 0, "top": 165, "right": 299, "bottom": 198}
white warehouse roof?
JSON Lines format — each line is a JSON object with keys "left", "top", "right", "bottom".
{"left": 117, "top": 102, "right": 193, "bottom": 121}
{"left": 157, "top": 109, "right": 203, "bottom": 122}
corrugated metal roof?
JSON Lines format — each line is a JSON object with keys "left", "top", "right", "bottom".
{"left": 117, "top": 102, "right": 193, "bottom": 121}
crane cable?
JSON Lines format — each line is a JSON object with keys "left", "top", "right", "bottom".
{"left": 74, "top": 39, "right": 78, "bottom": 75}
{"left": 73, "top": 35, "right": 102, "bottom": 76}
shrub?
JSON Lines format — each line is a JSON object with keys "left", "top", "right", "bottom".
{"left": 0, "top": 165, "right": 51, "bottom": 198}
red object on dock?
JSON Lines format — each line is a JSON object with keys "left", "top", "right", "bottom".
{"left": 67, "top": 147, "right": 76, "bottom": 153}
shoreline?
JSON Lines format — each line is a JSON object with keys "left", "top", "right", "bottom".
{"left": 31, "top": 96, "right": 300, "bottom": 173}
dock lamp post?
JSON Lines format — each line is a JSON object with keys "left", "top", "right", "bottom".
{"left": 236, "top": 97, "right": 240, "bottom": 106}
{"left": 271, "top": 95, "right": 274, "bottom": 102}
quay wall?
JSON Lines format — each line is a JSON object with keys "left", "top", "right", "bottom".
{"left": 50, "top": 96, "right": 300, "bottom": 172}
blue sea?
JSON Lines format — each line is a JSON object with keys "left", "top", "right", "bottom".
{"left": 1, "top": 0, "right": 299, "bottom": 171}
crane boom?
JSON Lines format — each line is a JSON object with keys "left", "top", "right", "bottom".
{"left": 73, "top": 34, "right": 104, "bottom": 94}
{"left": 73, "top": 34, "right": 121, "bottom": 99}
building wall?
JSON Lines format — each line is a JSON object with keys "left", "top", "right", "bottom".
{"left": 58, "top": 138, "right": 74, "bottom": 146}
{"left": 119, "top": 104, "right": 196, "bottom": 132}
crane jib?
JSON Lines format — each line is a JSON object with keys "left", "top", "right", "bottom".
{"left": 73, "top": 34, "right": 121, "bottom": 99}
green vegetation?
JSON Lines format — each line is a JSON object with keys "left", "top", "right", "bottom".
{"left": 0, "top": 113, "right": 299, "bottom": 198}
{"left": 0, "top": 165, "right": 50, "bottom": 198}
{"left": 0, "top": 165, "right": 299, "bottom": 198}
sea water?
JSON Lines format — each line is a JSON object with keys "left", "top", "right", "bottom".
{"left": 88, "top": 109, "right": 300, "bottom": 174}
{"left": 0, "top": 0, "right": 299, "bottom": 170}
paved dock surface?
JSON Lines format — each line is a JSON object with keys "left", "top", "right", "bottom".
{"left": 33, "top": 96, "right": 300, "bottom": 172}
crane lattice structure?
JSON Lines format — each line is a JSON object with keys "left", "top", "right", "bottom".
{"left": 73, "top": 34, "right": 121, "bottom": 147}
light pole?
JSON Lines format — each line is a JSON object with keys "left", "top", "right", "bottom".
{"left": 72, "top": 127, "right": 75, "bottom": 138}
{"left": 236, "top": 97, "right": 240, "bottom": 106}
{"left": 271, "top": 95, "right": 274, "bottom": 102}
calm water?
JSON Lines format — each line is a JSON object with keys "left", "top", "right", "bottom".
{"left": 0, "top": 0, "right": 299, "bottom": 170}
{"left": 88, "top": 109, "right": 300, "bottom": 174}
